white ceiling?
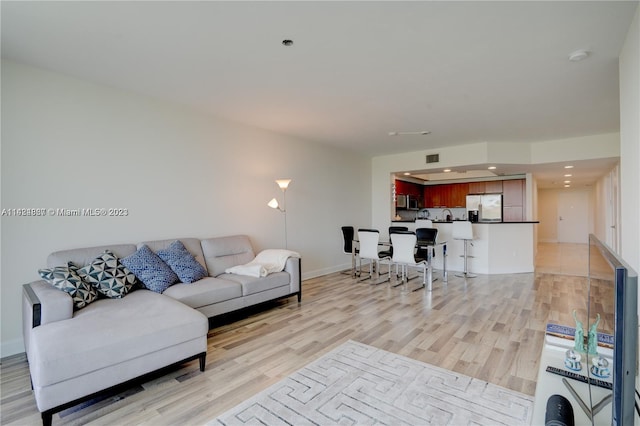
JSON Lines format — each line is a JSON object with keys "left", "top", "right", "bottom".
{"left": 2, "top": 1, "right": 637, "bottom": 188}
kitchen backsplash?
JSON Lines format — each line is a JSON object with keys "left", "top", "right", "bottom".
{"left": 395, "top": 207, "right": 467, "bottom": 221}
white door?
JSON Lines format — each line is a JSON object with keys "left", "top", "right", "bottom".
{"left": 557, "top": 190, "right": 590, "bottom": 244}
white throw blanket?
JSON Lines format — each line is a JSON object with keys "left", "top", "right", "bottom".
{"left": 225, "top": 249, "right": 300, "bottom": 278}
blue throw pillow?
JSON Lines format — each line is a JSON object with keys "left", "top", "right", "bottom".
{"left": 121, "top": 245, "right": 179, "bottom": 293}
{"left": 157, "top": 240, "right": 208, "bottom": 284}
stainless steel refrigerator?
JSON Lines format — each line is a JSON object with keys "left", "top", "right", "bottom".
{"left": 466, "top": 194, "right": 503, "bottom": 222}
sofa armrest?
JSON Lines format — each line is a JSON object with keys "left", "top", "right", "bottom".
{"left": 284, "top": 257, "right": 301, "bottom": 300}
{"left": 23, "top": 281, "right": 73, "bottom": 327}
{"left": 23, "top": 281, "right": 74, "bottom": 357}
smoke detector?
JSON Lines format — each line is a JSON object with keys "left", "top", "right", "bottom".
{"left": 568, "top": 49, "right": 590, "bottom": 62}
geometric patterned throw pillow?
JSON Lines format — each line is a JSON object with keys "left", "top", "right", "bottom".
{"left": 78, "top": 250, "right": 137, "bottom": 298}
{"left": 120, "top": 244, "right": 179, "bottom": 293}
{"left": 39, "top": 262, "right": 99, "bottom": 310}
{"left": 157, "top": 240, "right": 208, "bottom": 283}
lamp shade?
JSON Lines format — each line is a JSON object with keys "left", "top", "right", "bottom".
{"left": 275, "top": 179, "right": 291, "bottom": 190}
{"left": 267, "top": 198, "right": 280, "bottom": 209}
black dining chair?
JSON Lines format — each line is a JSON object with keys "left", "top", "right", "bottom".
{"left": 378, "top": 226, "right": 409, "bottom": 259}
{"left": 341, "top": 226, "right": 359, "bottom": 276}
{"left": 415, "top": 227, "right": 438, "bottom": 262}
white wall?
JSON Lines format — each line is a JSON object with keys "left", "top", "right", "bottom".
{"left": 619, "top": 6, "right": 640, "bottom": 274}
{"left": 618, "top": 5, "right": 640, "bottom": 389}
{"left": 0, "top": 61, "right": 372, "bottom": 356}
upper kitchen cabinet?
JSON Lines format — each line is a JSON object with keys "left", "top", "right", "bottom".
{"left": 503, "top": 179, "right": 525, "bottom": 206}
{"left": 502, "top": 179, "right": 525, "bottom": 222}
{"left": 423, "top": 182, "right": 468, "bottom": 208}
{"left": 423, "top": 185, "right": 440, "bottom": 208}
{"left": 395, "top": 180, "right": 423, "bottom": 208}
{"left": 485, "top": 180, "right": 503, "bottom": 193}
{"left": 395, "top": 180, "right": 422, "bottom": 198}
{"left": 450, "top": 183, "right": 468, "bottom": 207}
{"left": 468, "top": 180, "right": 503, "bottom": 194}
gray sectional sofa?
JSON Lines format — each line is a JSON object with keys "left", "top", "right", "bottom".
{"left": 22, "top": 235, "right": 301, "bottom": 426}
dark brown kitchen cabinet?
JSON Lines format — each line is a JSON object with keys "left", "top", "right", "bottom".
{"left": 503, "top": 179, "right": 525, "bottom": 206}
{"left": 450, "top": 183, "right": 468, "bottom": 207}
{"left": 502, "top": 179, "right": 525, "bottom": 221}
{"left": 421, "top": 179, "right": 522, "bottom": 211}
{"left": 423, "top": 183, "right": 468, "bottom": 208}
{"left": 503, "top": 206, "right": 524, "bottom": 222}
{"left": 467, "top": 182, "right": 485, "bottom": 194}
{"left": 485, "top": 180, "right": 503, "bottom": 193}
{"left": 423, "top": 185, "right": 441, "bottom": 207}
{"left": 395, "top": 180, "right": 422, "bottom": 198}
{"left": 468, "top": 181, "right": 503, "bottom": 194}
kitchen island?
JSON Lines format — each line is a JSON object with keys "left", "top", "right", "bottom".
{"left": 391, "top": 220, "right": 538, "bottom": 274}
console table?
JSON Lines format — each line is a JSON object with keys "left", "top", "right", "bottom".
{"left": 532, "top": 339, "right": 614, "bottom": 425}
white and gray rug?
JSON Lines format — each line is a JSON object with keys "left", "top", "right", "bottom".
{"left": 211, "top": 340, "right": 534, "bottom": 425}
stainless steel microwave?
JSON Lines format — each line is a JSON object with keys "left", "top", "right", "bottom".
{"left": 396, "top": 194, "right": 419, "bottom": 209}
{"left": 408, "top": 196, "right": 419, "bottom": 209}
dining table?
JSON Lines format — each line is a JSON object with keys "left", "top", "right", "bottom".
{"left": 351, "top": 238, "right": 447, "bottom": 289}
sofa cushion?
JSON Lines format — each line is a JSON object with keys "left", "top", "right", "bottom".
{"left": 78, "top": 250, "right": 137, "bottom": 298}
{"left": 201, "top": 235, "right": 255, "bottom": 277}
{"left": 217, "top": 271, "right": 291, "bottom": 296}
{"left": 162, "top": 277, "right": 242, "bottom": 309}
{"left": 39, "top": 263, "right": 99, "bottom": 310}
{"left": 28, "top": 290, "right": 208, "bottom": 388}
{"left": 120, "top": 245, "right": 179, "bottom": 293}
{"left": 157, "top": 240, "right": 208, "bottom": 284}
{"left": 47, "top": 244, "right": 137, "bottom": 269}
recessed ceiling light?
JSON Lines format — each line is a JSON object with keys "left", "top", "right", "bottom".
{"left": 564, "top": 174, "right": 572, "bottom": 177}
{"left": 564, "top": 184, "right": 571, "bottom": 188}
{"left": 564, "top": 165, "right": 574, "bottom": 169}
{"left": 403, "top": 172, "right": 411, "bottom": 176}
{"left": 488, "top": 166, "right": 497, "bottom": 170}
{"left": 564, "top": 180, "right": 571, "bottom": 184}
{"left": 282, "top": 39, "right": 294, "bottom": 47}
{"left": 443, "top": 169, "right": 451, "bottom": 173}
{"left": 568, "top": 49, "right": 590, "bottom": 62}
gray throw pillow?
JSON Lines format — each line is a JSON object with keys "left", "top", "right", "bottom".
{"left": 78, "top": 250, "right": 137, "bottom": 298}
{"left": 39, "top": 262, "right": 98, "bottom": 310}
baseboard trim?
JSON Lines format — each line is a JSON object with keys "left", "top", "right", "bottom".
{"left": 301, "top": 263, "right": 352, "bottom": 280}
{"left": 1, "top": 337, "right": 25, "bottom": 359}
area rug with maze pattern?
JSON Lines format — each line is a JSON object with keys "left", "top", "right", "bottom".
{"left": 211, "top": 340, "right": 534, "bottom": 425}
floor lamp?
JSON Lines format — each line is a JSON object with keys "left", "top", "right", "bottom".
{"left": 268, "top": 179, "right": 291, "bottom": 249}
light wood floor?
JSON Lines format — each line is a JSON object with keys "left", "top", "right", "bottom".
{"left": 535, "top": 242, "right": 589, "bottom": 277}
{"left": 1, "top": 243, "right": 590, "bottom": 425}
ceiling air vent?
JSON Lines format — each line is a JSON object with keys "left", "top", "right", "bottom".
{"left": 426, "top": 154, "right": 440, "bottom": 164}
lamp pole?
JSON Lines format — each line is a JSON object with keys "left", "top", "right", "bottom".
{"left": 272, "top": 179, "right": 291, "bottom": 249}
{"left": 282, "top": 188, "right": 288, "bottom": 249}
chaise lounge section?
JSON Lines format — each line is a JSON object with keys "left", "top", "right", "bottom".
{"left": 22, "top": 235, "right": 301, "bottom": 425}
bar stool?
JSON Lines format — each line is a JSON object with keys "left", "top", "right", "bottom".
{"left": 453, "top": 221, "right": 476, "bottom": 278}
